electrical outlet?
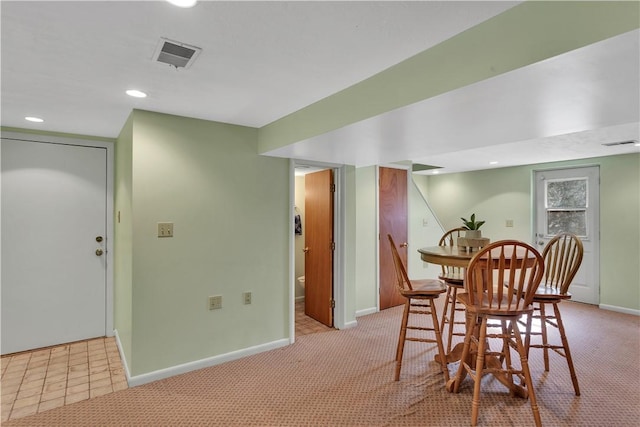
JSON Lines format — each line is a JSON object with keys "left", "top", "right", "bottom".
{"left": 208, "top": 295, "right": 222, "bottom": 310}
{"left": 158, "top": 222, "right": 174, "bottom": 237}
{"left": 505, "top": 219, "right": 514, "bottom": 228}
{"left": 243, "top": 291, "right": 252, "bottom": 305}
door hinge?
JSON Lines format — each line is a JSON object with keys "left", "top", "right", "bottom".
{"left": 331, "top": 299, "right": 335, "bottom": 309}
{"left": 331, "top": 241, "right": 335, "bottom": 251}
{"left": 330, "top": 183, "right": 336, "bottom": 193}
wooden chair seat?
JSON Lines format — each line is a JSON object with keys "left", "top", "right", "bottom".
{"left": 457, "top": 292, "right": 534, "bottom": 317}
{"left": 532, "top": 286, "right": 573, "bottom": 301}
{"left": 388, "top": 235, "right": 449, "bottom": 383}
{"left": 400, "top": 279, "right": 446, "bottom": 297}
{"left": 438, "top": 272, "right": 464, "bottom": 285}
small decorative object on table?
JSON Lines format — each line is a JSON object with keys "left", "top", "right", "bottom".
{"left": 458, "top": 213, "right": 490, "bottom": 252}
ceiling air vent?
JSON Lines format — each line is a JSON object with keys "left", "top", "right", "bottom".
{"left": 601, "top": 140, "right": 638, "bottom": 147}
{"left": 153, "top": 37, "right": 201, "bottom": 69}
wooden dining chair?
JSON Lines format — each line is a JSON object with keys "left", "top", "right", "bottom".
{"left": 387, "top": 235, "right": 449, "bottom": 383}
{"left": 449, "top": 240, "right": 544, "bottom": 427}
{"left": 525, "top": 232, "right": 584, "bottom": 395}
{"left": 438, "top": 227, "right": 467, "bottom": 354}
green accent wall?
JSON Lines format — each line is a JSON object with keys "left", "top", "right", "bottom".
{"left": 118, "top": 110, "right": 290, "bottom": 376}
{"left": 414, "top": 153, "right": 640, "bottom": 312}
{"left": 258, "top": 1, "right": 639, "bottom": 153}
{"left": 114, "top": 114, "right": 134, "bottom": 365}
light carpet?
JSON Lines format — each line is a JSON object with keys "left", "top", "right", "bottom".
{"left": 3, "top": 300, "right": 639, "bottom": 426}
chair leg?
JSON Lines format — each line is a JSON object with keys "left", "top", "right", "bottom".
{"left": 554, "top": 303, "right": 581, "bottom": 396}
{"left": 512, "top": 320, "right": 542, "bottom": 427}
{"left": 429, "top": 297, "right": 449, "bottom": 382}
{"left": 449, "top": 310, "right": 475, "bottom": 393}
{"left": 446, "top": 286, "right": 460, "bottom": 354}
{"left": 394, "top": 298, "right": 411, "bottom": 381}
{"left": 524, "top": 311, "right": 532, "bottom": 359}
{"left": 440, "top": 286, "right": 452, "bottom": 341}
{"left": 470, "top": 316, "right": 488, "bottom": 427}
{"left": 539, "top": 303, "right": 550, "bottom": 371}
{"left": 501, "top": 320, "right": 516, "bottom": 397}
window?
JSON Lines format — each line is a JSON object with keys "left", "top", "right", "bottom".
{"left": 545, "top": 178, "right": 588, "bottom": 237}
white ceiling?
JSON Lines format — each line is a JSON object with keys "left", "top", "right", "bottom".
{"left": 2, "top": 1, "right": 639, "bottom": 174}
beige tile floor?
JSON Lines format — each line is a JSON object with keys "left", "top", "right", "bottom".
{"left": 295, "top": 300, "right": 333, "bottom": 336}
{"left": 1, "top": 337, "right": 127, "bottom": 422}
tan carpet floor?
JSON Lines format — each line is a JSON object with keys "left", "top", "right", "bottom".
{"left": 2, "top": 300, "right": 639, "bottom": 426}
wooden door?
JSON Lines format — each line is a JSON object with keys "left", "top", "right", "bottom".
{"left": 304, "top": 169, "right": 334, "bottom": 327}
{"left": 534, "top": 166, "right": 600, "bottom": 304}
{"left": 379, "top": 167, "right": 408, "bottom": 310}
{"left": 1, "top": 138, "right": 108, "bottom": 354}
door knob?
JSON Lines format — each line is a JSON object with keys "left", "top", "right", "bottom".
{"left": 95, "top": 249, "right": 104, "bottom": 256}
{"left": 303, "top": 247, "right": 310, "bottom": 253}
{"left": 400, "top": 242, "right": 408, "bottom": 248}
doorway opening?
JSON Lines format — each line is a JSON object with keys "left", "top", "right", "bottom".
{"left": 291, "top": 161, "right": 345, "bottom": 340}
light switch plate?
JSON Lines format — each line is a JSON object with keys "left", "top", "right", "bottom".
{"left": 209, "top": 295, "right": 222, "bottom": 310}
{"left": 243, "top": 292, "right": 252, "bottom": 305}
{"left": 158, "top": 222, "right": 174, "bottom": 237}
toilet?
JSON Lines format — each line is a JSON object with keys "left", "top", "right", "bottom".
{"left": 297, "top": 276, "right": 305, "bottom": 289}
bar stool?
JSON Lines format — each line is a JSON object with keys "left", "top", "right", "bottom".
{"left": 387, "top": 235, "right": 449, "bottom": 383}
{"left": 449, "top": 240, "right": 544, "bottom": 427}
{"left": 525, "top": 232, "right": 584, "bottom": 395}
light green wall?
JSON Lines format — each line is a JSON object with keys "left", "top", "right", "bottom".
{"left": 355, "top": 166, "right": 377, "bottom": 312}
{"left": 258, "top": 1, "right": 639, "bottom": 153}
{"left": 407, "top": 176, "right": 446, "bottom": 281}
{"left": 414, "top": 153, "right": 640, "bottom": 312}
{"left": 114, "top": 115, "right": 134, "bottom": 365}
{"left": 598, "top": 154, "right": 640, "bottom": 310}
{"left": 123, "top": 110, "right": 290, "bottom": 376}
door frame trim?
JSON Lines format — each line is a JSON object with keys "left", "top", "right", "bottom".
{"left": 1, "top": 130, "right": 115, "bottom": 338}
{"left": 289, "top": 159, "right": 346, "bottom": 342}
{"left": 376, "top": 164, "right": 411, "bottom": 311}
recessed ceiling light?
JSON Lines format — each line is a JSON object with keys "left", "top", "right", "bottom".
{"left": 126, "top": 89, "right": 147, "bottom": 98}
{"left": 489, "top": 161, "right": 499, "bottom": 165}
{"left": 25, "top": 116, "right": 44, "bottom": 123}
{"left": 166, "top": 0, "right": 197, "bottom": 8}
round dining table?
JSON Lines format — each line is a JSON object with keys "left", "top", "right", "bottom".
{"left": 417, "top": 245, "right": 476, "bottom": 268}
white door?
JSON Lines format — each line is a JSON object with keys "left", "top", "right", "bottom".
{"left": 534, "top": 166, "right": 600, "bottom": 304}
{"left": 1, "top": 138, "right": 108, "bottom": 354}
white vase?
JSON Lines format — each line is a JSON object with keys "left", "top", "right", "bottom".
{"left": 465, "top": 230, "right": 482, "bottom": 239}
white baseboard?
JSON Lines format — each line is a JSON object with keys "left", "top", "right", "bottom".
{"left": 599, "top": 304, "right": 640, "bottom": 316}
{"left": 113, "top": 329, "right": 132, "bottom": 385}
{"left": 342, "top": 319, "right": 358, "bottom": 329}
{"left": 355, "top": 307, "right": 378, "bottom": 318}
{"left": 121, "top": 338, "right": 290, "bottom": 387}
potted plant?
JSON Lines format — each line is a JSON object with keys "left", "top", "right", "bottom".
{"left": 461, "top": 213, "right": 485, "bottom": 239}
